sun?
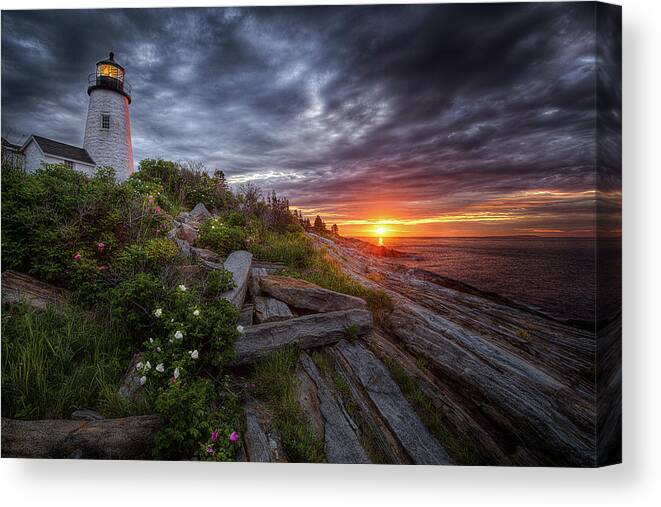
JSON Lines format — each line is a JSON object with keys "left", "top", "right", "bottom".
{"left": 374, "top": 226, "right": 387, "bottom": 236}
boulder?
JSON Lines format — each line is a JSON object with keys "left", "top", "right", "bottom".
{"left": 71, "top": 409, "right": 104, "bottom": 421}
{"left": 238, "top": 304, "right": 254, "bottom": 327}
{"left": 232, "top": 309, "right": 372, "bottom": 365}
{"left": 191, "top": 247, "right": 221, "bottom": 263}
{"left": 177, "top": 223, "right": 198, "bottom": 244}
{"left": 189, "top": 202, "right": 212, "bottom": 223}
{"left": 176, "top": 211, "right": 191, "bottom": 223}
{"left": 260, "top": 275, "right": 367, "bottom": 313}
{"left": 167, "top": 227, "right": 178, "bottom": 240}
{"left": 254, "top": 296, "right": 293, "bottom": 323}
{"left": 219, "top": 250, "right": 253, "bottom": 309}
{"left": 332, "top": 340, "right": 450, "bottom": 465}
{"left": 176, "top": 238, "right": 191, "bottom": 258}
{"left": 118, "top": 353, "right": 145, "bottom": 401}
{"left": 297, "top": 353, "right": 370, "bottom": 464}
{"left": 251, "top": 260, "right": 287, "bottom": 274}
{"left": 1, "top": 270, "right": 69, "bottom": 310}
{"left": 1, "top": 415, "right": 161, "bottom": 459}
{"left": 249, "top": 267, "right": 268, "bottom": 298}
{"left": 242, "top": 400, "right": 286, "bottom": 463}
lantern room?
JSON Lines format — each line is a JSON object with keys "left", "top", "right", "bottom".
{"left": 87, "top": 51, "right": 131, "bottom": 103}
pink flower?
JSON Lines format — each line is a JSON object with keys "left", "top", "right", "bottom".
{"left": 147, "top": 195, "right": 155, "bottom": 203}
{"left": 73, "top": 253, "right": 81, "bottom": 261}
{"left": 206, "top": 446, "right": 214, "bottom": 454}
{"left": 229, "top": 431, "right": 239, "bottom": 443}
{"left": 211, "top": 429, "right": 219, "bottom": 442}
{"left": 155, "top": 207, "right": 161, "bottom": 214}
{"left": 96, "top": 242, "right": 106, "bottom": 252}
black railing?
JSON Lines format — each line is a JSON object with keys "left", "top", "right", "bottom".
{"left": 88, "top": 73, "right": 132, "bottom": 96}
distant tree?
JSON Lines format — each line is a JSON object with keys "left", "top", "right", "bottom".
{"left": 237, "top": 182, "right": 263, "bottom": 214}
{"left": 304, "top": 217, "right": 312, "bottom": 229}
{"left": 331, "top": 224, "right": 339, "bottom": 236}
{"left": 313, "top": 215, "right": 326, "bottom": 231}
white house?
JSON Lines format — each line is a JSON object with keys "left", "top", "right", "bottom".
{"left": 20, "top": 135, "right": 97, "bottom": 175}
{"left": 2, "top": 52, "right": 134, "bottom": 181}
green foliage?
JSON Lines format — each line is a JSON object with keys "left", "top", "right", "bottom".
{"left": 383, "top": 358, "right": 481, "bottom": 465}
{"left": 251, "top": 347, "right": 326, "bottom": 463}
{"left": 1, "top": 162, "right": 170, "bottom": 300}
{"left": 249, "top": 232, "right": 316, "bottom": 269}
{"left": 144, "top": 284, "right": 240, "bottom": 370}
{"left": 198, "top": 217, "right": 248, "bottom": 256}
{"left": 145, "top": 237, "right": 179, "bottom": 265}
{"left": 152, "top": 378, "right": 239, "bottom": 460}
{"left": 203, "top": 269, "right": 236, "bottom": 299}
{"left": 110, "top": 273, "right": 165, "bottom": 335}
{"left": 1, "top": 303, "right": 132, "bottom": 419}
{"left": 136, "top": 159, "right": 232, "bottom": 212}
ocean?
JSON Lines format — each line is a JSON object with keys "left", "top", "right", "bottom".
{"left": 358, "top": 236, "right": 621, "bottom": 323}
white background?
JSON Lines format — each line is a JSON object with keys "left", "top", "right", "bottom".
{"left": 0, "top": 0, "right": 659, "bottom": 505}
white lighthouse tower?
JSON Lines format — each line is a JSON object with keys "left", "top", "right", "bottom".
{"left": 83, "top": 52, "right": 133, "bottom": 180}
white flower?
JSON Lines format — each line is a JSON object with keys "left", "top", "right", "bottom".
{"left": 174, "top": 330, "right": 184, "bottom": 340}
{"left": 178, "top": 284, "right": 187, "bottom": 292}
{"left": 144, "top": 361, "right": 151, "bottom": 371}
{"left": 173, "top": 367, "right": 180, "bottom": 379}
{"left": 139, "top": 376, "right": 147, "bottom": 385}
{"left": 193, "top": 309, "right": 200, "bottom": 316}
{"left": 157, "top": 347, "right": 162, "bottom": 352}
{"left": 136, "top": 362, "right": 144, "bottom": 371}
{"left": 149, "top": 337, "right": 154, "bottom": 343}
{"left": 190, "top": 350, "right": 199, "bottom": 360}
{"left": 168, "top": 339, "right": 173, "bottom": 344}
{"left": 170, "top": 318, "right": 174, "bottom": 323}
{"left": 236, "top": 325, "right": 244, "bottom": 333}
{"left": 155, "top": 363, "right": 165, "bottom": 373}
{"left": 154, "top": 308, "right": 162, "bottom": 317}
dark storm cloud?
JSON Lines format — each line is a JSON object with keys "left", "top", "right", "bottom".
{"left": 1, "top": 3, "right": 621, "bottom": 234}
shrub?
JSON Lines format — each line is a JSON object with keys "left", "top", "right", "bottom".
{"left": 145, "top": 237, "right": 179, "bottom": 265}
{"left": 110, "top": 273, "right": 165, "bottom": 335}
{"left": 136, "top": 159, "right": 231, "bottom": 212}
{"left": 198, "top": 218, "right": 247, "bottom": 256}
{"left": 203, "top": 269, "right": 236, "bottom": 299}
{"left": 152, "top": 378, "right": 238, "bottom": 460}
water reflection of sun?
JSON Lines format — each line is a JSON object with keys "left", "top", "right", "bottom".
{"left": 374, "top": 225, "right": 388, "bottom": 246}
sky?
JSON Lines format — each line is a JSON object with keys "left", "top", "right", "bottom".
{"left": 1, "top": 3, "right": 621, "bottom": 237}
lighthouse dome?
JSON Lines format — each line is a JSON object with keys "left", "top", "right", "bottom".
{"left": 87, "top": 51, "right": 131, "bottom": 103}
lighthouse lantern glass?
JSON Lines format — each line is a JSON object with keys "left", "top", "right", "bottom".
{"left": 97, "top": 63, "right": 124, "bottom": 82}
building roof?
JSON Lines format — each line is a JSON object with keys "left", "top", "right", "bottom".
{"left": 1, "top": 137, "right": 21, "bottom": 151}
{"left": 30, "top": 135, "right": 96, "bottom": 165}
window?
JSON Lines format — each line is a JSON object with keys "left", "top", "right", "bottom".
{"left": 63, "top": 160, "right": 74, "bottom": 169}
{"left": 101, "top": 114, "right": 110, "bottom": 129}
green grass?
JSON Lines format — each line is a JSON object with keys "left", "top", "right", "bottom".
{"left": 1, "top": 302, "right": 136, "bottom": 419}
{"left": 383, "top": 358, "right": 481, "bottom": 465}
{"left": 251, "top": 231, "right": 393, "bottom": 325}
{"left": 251, "top": 346, "right": 326, "bottom": 463}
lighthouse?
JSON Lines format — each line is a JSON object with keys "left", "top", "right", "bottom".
{"left": 83, "top": 52, "right": 133, "bottom": 180}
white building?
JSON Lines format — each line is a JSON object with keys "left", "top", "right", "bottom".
{"left": 2, "top": 52, "right": 134, "bottom": 180}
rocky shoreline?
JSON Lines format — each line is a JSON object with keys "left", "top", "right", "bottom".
{"left": 2, "top": 208, "right": 617, "bottom": 465}
{"left": 307, "top": 232, "right": 605, "bottom": 466}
